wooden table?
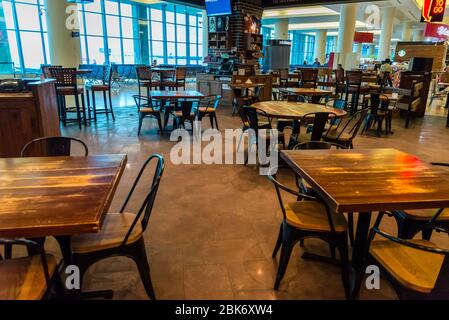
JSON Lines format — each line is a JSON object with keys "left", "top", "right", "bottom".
{"left": 230, "top": 83, "right": 265, "bottom": 90}
{"left": 149, "top": 90, "right": 205, "bottom": 131}
{"left": 0, "top": 155, "right": 127, "bottom": 262}
{"left": 280, "top": 148, "right": 449, "bottom": 270}
{"left": 251, "top": 101, "right": 347, "bottom": 120}
{"left": 279, "top": 87, "right": 333, "bottom": 96}
{"left": 363, "top": 92, "right": 402, "bottom": 102}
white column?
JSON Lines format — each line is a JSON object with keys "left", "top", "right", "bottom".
{"left": 45, "top": 0, "right": 81, "bottom": 67}
{"left": 314, "top": 30, "right": 327, "bottom": 64}
{"left": 336, "top": 3, "right": 358, "bottom": 68}
{"left": 402, "top": 21, "right": 412, "bottom": 41}
{"left": 274, "top": 18, "right": 289, "bottom": 40}
{"left": 377, "top": 7, "right": 395, "bottom": 61}
{"left": 412, "top": 28, "right": 424, "bottom": 41}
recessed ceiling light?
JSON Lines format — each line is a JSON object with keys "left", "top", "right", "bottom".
{"left": 263, "top": 6, "right": 338, "bottom": 18}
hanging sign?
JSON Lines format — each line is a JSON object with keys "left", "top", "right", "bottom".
{"left": 424, "top": 22, "right": 449, "bottom": 39}
{"left": 353, "top": 32, "right": 374, "bottom": 43}
{"left": 421, "top": 0, "right": 446, "bottom": 22}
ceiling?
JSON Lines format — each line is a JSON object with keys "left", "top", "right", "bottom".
{"left": 261, "top": 0, "right": 442, "bottom": 45}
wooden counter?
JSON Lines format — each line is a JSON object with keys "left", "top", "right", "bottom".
{"left": 0, "top": 79, "right": 60, "bottom": 157}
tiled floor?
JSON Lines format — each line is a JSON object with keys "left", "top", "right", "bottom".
{"left": 27, "top": 83, "right": 449, "bottom": 299}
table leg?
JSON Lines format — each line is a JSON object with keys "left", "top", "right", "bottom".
{"left": 55, "top": 235, "right": 73, "bottom": 266}
{"left": 288, "top": 120, "right": 300, "bottom": 149}
{"left": 351, "top": 212, "right": 372, "bottom": 271}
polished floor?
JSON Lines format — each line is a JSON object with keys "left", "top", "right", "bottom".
{"left": 17, "top": 83, "right": 449, "bottom": 299}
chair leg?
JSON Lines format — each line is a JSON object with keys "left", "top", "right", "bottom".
{"left": 138, "top": 115, "right": 143, "bottom": 136}
{"left": 405, "top": 110, "right": 411, "bottom": 128}
{"left": 156, "top": 114, "right": 163, "bottom": 135}
{"left": 132, "top": 239, "right": 156, "bottom": 300}
{"left": 92, "top": 91, "right": 97, "bottom": 122}
{"left": 214, "top": 113, "right": 219, "bottom": 130}
{"left": 337, "top": 236, "right": 351, "bottom": 299}
{"left": 422, "top": 228, "right": 433, "bottom": 240}
{"left": 108, "top": 90, "right": 115, "bottom": 120}
{"left": 4, "top": 243, "right": 12, "bottom": 259}
{"left": 274, "top": 235, "right": 297, "bottom": 290}
{"left": 209, "top": 114, "right": 214, "bottom": 128}
{"left": 74, "top": 94, "right": 82, "bottom": 129}
{"left": 81, "top": 94, "right": 87, "bottom": 126}
{"left": 103, "top": 91, "right": 109, "bottom": 119}
{"left": 347, "top": 212, "right": 355, "bottom": 247}
{"left": 272, "top": 223, "right": 283, "bottom": 258}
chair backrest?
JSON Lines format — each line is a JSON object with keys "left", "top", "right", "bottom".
{"left": 334, "top": 69, "right": 345, "bottom": 84}
{"left": 300, "top": 112, "right": 336, "bottom": 141}
{"left": 238, "top": 106, "right": 272, "bottom": 133}
{"left": 327, "top": 108, "right": 368, "bottom": 141}
{"left": 346, "top": 70, "right": 363, "bottom": 86}
{"left": 279, "top": 68, "right": 289, "bottom": 80}
{"left": 41, "top": 65, "right": 62, "bottom": 79}
{"left": 121, "top": 154, "right": 165, "bottom": 245}
{"left": 21, "top": 136, "right": 89, "bottom": 157}
{"left": 102, "top": 65, "right": 113, "bottom": 85}
{"left": 292, "top": 141, "right": 347, "bottom": 150}
{"left": 0, "top": 238, "right": 53, "bottom": 293}
{"left": 284, "top": 94, "right": 306, "bottom": 102}
{"left": 326, "top": 99, "right": 347, "bottom": 110}
{"left": 300, "top": 68, "right": 318, "bottom": 87}
{"left": 136, "top": 66, "right": 152, "bottom": 81}
{"left": 49, "top": 67, "right": 77, "bottom": 87}
{"left": 203, "top": 95, "right": 221, "bottom": 112}
{"left": 161, "top": 69, "right": 176, "bottom": 81}
{"left": 176, "top": 67, "right": 187, "bottom": 81}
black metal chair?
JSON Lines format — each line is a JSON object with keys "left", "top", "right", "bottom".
{"left": 21, "top": 136, "right": 88, "bottom": 157}
{"left": 361, "top": 93, "right": 392, "bottom": 136}
{"left": 352, "top": 212, "right": 449, "bottom": 300}
{"left": 384, "top": 162, "right": 449, "bottom": 240}
{"left": 0, "top": 238, "right": 63, "bottom": 300}
{"left": 267, "top": 168, "right": 351, "bottom": 298}
{"left": 323, "top": 108, "right": 369, "bottom": 149}
{"left": 292, "top": 112, "right": 335, "bottom": 147}
{"left": 344, "top": 71, "right": 363, "bottom": 114}
{"left": 238, "top": 106, "right": 286, "bottom": 165}
{"left": 299, "top": 68, "right": 318, "bottom": 88}
{"left": 292, "top": 141, "right": 355, "bottom": 248}
{"left": 197, "top": 95, "right": 221, "bottom": 129}
{"left": 70, "top": 154, "right": 165, "bottom": 300}
{"left": 170, "top": 99, "right": 201, "bottom": 130}
{"left": 133, "top": 95, "right": 163, "bottom": 135}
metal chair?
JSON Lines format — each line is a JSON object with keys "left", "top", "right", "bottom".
{"left": 85, "top": 65, "right": 115, "bottom": 121}
{"left": 133, "top": 95, "right": 163, "bottom": 135}
{"left": 136, "top": 66, "right": 161, "bottom": 97}
{"left": 344, "top": 70, "right": 363, "bottom": 114}
{"left": 70, "top": 154, "right": 165, "bottom": 300}
{"left": 267, "top": 167, "right": 351, "bottom": 298}
{"left": 21, "top": 136, "right": 88, "bottom": 157}
{"left": 361, "top": 93, "right": 392, "bottom": 136}
{"left": 166, "top": 67, "right": 187, "bottom": 91}
{"left": 352, "top": 212, "right": 449, "bottom": 300}
{"left": 323, "top": 108, "right": 369, "bottom": 149}
{"left": 197, "top": 95, "right": 221, "bottom": 129}
{"left": 0, "top": 238, "right": 63, "bottom": 300}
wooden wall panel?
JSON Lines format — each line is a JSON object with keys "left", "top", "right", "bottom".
{"left": 395, "top": 42, "right": 447, "bottom": 72}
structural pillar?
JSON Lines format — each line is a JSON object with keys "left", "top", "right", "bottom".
{"left": 402, "top": 21, "right": 412, "bottom": 41}
{"left": 369, "top": 44, "right": 375, "bottom": 56}
{"left": 353, "top": 42, "right": 362, "bottom": 60}
{"left": 412, "top": 28, "right": 424, "bottom": 41}
{"left": 336, "top": 3, "right": 358, "bottom": 68}
{"left": 45, "top": 0, "right": 81, "bottom": 67}
{"left": 314, "top": 30, "right": 327, "bottom": 64}
{"left": 202, "top": 10, "right": 208, "bottom": 59}
{"left": 274, "top": 18, "right": 289, "bottom": 40}
{"left": 377, "top": 7, "right": 395, "bottom": 61}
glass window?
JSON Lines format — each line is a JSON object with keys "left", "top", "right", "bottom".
{"left": 121, "top": 17, "right": 133, "bottom": 38}
{"left": 167, "top": 42, "right": 175, "bottom": 64}
{"left": 106, "top": 15, "right": 120, "bottom": 37}
{"left": 86, "top": 36, "right": 106, "bottom": 64}
{"left": 189, "top": 26, "right": 197, "bottom": 43}
{"left": 176, "top": 25, "right": 186, "bottom": 42}
{"left": 166, "top": 23, "right": 175, "bottom": 42}
{"left": 151, "top": 21, "right": 163, "bottom": 41}
{"left": 7, "top": 30, "right": 20, "bottom": 68}
{"left": 122, "top": 38, "right": 135, "bottom": 63}
{"left": 15, "top": 3, "right": 40, "bottom": 31}
{"left": 120, "top": 3, "right": 133, "bottom": 17}
{"left": 176, "top": 10, "right": 186, "bottom": 25}
{"left": 83, "top": 0, "right": 102, "bottom": 13}
{"left": 20, "top": 31, "right": 45, "bottom": 70}
{"left": 105, "top": 0, "right": 119, "bottom": 15}
{"left": 85, "top": 12, "right": 104, "bottom": 36}
{"left": 2, "top": 2, "right": 15, "bottom": 29}
{"left": 107, "top": 37, "right": 121, "bottom": 63}
{"left": 151, "top": 8, "right": 162, "bottom": 22}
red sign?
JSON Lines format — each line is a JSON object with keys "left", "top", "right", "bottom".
{"left": 353, "top": 32, "right": 374, "bottom": 43}
{"left": 424, "top": 22, "right": 449, "bottom": 39}
{"left": 421, "top": 0, "right": 446, "bottom": 22}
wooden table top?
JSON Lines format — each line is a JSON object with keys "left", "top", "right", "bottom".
{"left": 231, "top": 83, "right": 265, "bottom": 89}
{"left": 252, "top": 101, "right": 347, "bottom": 120}
{"left": 279, "top": 87, "right": 333, "bottom": 96}
{"left": 0, "top": 155, "right": 127, "bottom": 238}
{"left": 281, "top": 148, "right": 449, "bottom": 213}
{"left": 363, "top": 93, "right": 402, "bottom": 102}
{"left": 149, "top": 90, "right": 205, "bottom": 99}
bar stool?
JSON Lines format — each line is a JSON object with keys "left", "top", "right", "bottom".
{"left": 49, "top": 67, "right": 87, "bottom": 129}
{"left": 334, "top": 69, "right": 345, "bottom": 98}
{"left": 161, "top": 69, "right": 176, "bottom": 90}
{"left": 166, "top": 67, "right": 187, "bottom": 91}
{"left": 41, "top": 64, "right": 62, "bottom": 79}
{"left": 85, "top": 65, "right": 115, "bottom": 121}
{"left": 344, "top": 70, "right": 363, "bottom": 114}
{"left": 136, "top": 66, "right": 161, "bottom": 97}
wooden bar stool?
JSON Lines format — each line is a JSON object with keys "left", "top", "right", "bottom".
{"left": 49, "top": 67, "right": 87, "bottom": 129}
{"left": 86, "top": 65, "right": 115, "bottom": 121}
{"left": 136, "top": 66, "right": 161, "bottom": 97}
{"left": 166, "top": 67, "right": 187, "bottom": 91}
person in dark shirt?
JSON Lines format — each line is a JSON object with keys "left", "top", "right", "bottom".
{"left": 313, "top": 58, "right": 321, "bottom": 67}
